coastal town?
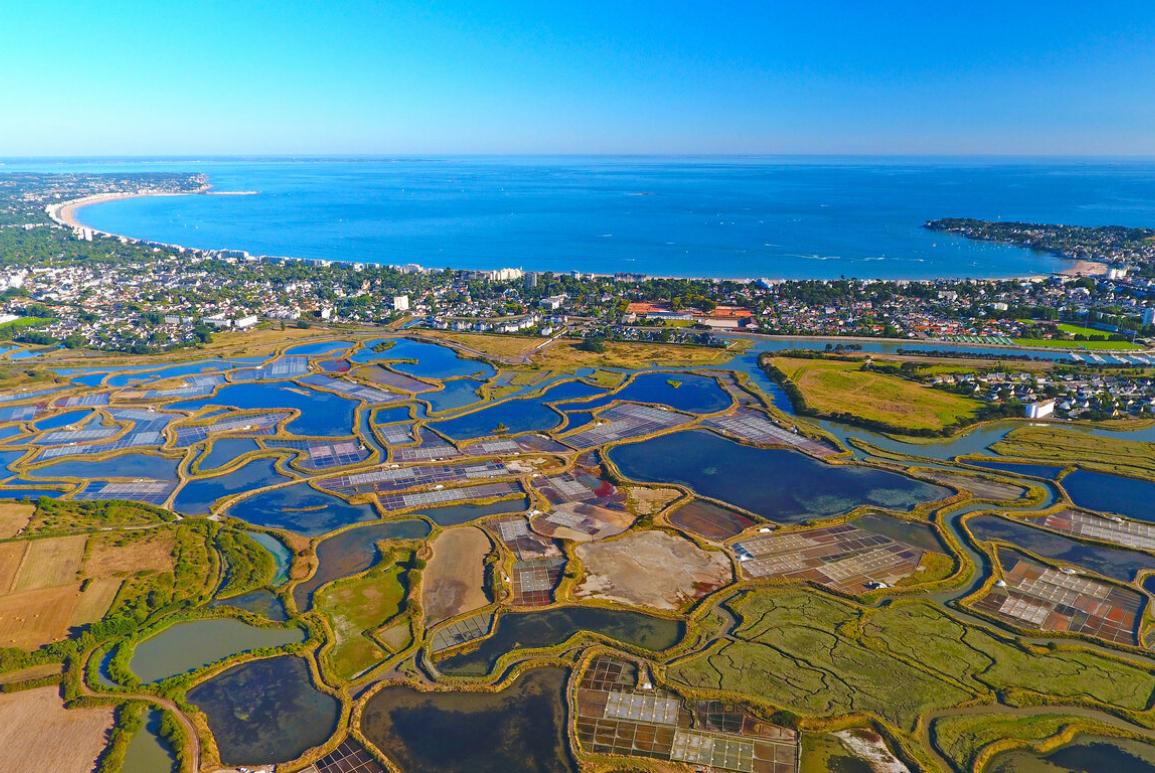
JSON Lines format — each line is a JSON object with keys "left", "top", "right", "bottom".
{"left": 5, "top": 171, "right": 1155, "bottom": 424}
{"left": 3, "top": 173, "right": 1155, "bottom": 344}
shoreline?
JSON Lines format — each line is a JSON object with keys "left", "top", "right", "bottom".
{"left": 53, "top": 189, "right": 1105, "bottom": 284}
{"left": 47, "top": 184, "right": 258, "bottom": 234}
{"left": 1057, "top": 258, "right": 1110, "bottom": 277}
{"left": 48, "top": 187, "right": 211, "bottom": 233}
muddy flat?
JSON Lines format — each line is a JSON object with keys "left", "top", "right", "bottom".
{"left": 422, "top": 526, "right": 492, "bottom": 624}
{"left": 576, "top": 529, "right": 732, "bottom": 610}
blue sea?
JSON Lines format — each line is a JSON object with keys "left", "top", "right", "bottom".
{"left": 8, "top": 156, "right": 1155, "bottom": 279}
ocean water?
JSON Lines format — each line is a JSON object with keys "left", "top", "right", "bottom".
{"left": 12, "top": 156, "right": 1155, "bottom": 278}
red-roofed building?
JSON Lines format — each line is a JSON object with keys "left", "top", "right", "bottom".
{"left": 698, "top": 305, "right": 755, "bottom": 329}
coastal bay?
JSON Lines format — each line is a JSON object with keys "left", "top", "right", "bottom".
{"left": 51, "top": 156, "right": 1155, "bottom": 280}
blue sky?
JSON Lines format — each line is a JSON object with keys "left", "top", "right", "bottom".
{"left": 3, "top": 1, "right": 1155, "bottom": 155}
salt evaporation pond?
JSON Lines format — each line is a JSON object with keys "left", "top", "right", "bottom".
{"left": 610, "top": 430, "right": 949, "bottom": 522}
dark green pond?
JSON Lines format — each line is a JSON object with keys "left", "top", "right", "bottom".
{"left": 361, "top": 666, "right": 576, "bottom": 773}
{"left": 130, "top": 618, "right": 304, "bottom": 682}
{"left": 437, "top": 607, "right": 683, "bottom": 677}
{"left": 188, "top": 655, "right": 339, "bottom": 766}
{"left": 610, "top": 430, "right": 949, "bottom": 523}
{"left": 121, "top": 708, "right": 176, "bottom": 773}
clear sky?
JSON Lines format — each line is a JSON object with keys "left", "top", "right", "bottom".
{"left": 4, "top": 1, "right": 1155, "bottom": 156}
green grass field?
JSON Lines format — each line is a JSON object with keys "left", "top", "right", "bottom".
{"left": 993, "top": 425, "right": 1155, "bottom": 479}
{"left": 316, "top": 554, "right": 410, "bottom": 681}
{"left": 931, "top": 712, "right": 1093, "bottom": 770}
{"left": 768, "top": 356, "right": 983, "bottom": 432}
{"left": 669, "top": 589, "right": 1155, "bottom": 733}
{"left": 1013, "top": 337, "right": 1142, "bottom": 351}
{"left": 1057, "top": 323, "right": 1114, "bottom": 337}
{"left": 0, "top": 316, "right": 52, "bottom": 331}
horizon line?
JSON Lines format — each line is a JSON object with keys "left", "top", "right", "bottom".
{"left": 5, "top": 152, "right": 1155, "bottom": 161}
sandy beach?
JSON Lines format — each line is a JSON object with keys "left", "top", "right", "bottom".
{"left": 1059, "top": 259, "right": 1111, "bottom": 277}
{"left": 48, "top": 191, "right": 156, "bottom": 230}
{"left": 45, "top": 182, "right": 230, "bottom": 232}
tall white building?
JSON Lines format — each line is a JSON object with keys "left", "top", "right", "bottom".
{"left": 393, "top": 295, "right": 410, "bottom": 312}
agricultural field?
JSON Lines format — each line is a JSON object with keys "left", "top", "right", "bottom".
{"left": 766, "top": 355, "right": 983, "bottom": 431}
{"left": 0, "top": 585, "right": 86, "bottom": 648}
{"left": 0, "top": 687, "right": 114, "bottom": 772}
{"left": 0, "top": 502, "right": 32, "bottom": 538}
{"left": 86, "top": 526, "right": 177, "bottom": 575}
{"left": 12, "top": 534, "right": 87, "bottom": 590}
{"left": 0, "top": 333, "right": 1154, "bottom": 771}
{"left": 0, "top": 541, "right": 26, "bottom": 591}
